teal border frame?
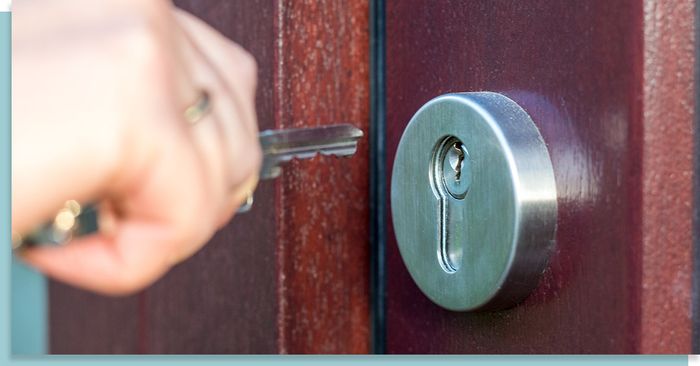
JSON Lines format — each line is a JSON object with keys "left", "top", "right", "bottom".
{"left": 0, "top": 9, "right": 691, "bottom": 365}
{"left": 10, "top": 257, "right": 46, "bottom": 355}
{"left": 3, "top": 9, "right": 12, "bottom": 361}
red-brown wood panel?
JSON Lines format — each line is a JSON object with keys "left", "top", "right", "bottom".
{"left": 49, "top": 284, "right": 140, "bottom": 353}
{"left": 639, "top": 0, "right": 694, "bottom": 353}
{"left": 385, "top": 0, "right": 693, "bottom": 354}
{"left": 274, "top": 0, "right": 370, "bottom": 353}
{"left": 50, "top": 0, "right": 369, "bottom": 354}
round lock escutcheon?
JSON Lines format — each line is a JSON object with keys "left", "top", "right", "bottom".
{"left": 390, "top": 92, "right": 557, "bottom": 311}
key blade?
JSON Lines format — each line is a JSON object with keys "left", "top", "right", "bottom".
{"left": 259, "top": 124, "right": 363, "bottom": 179}
{"left": 260, "top": 124, "right": 363, "bottom": 154}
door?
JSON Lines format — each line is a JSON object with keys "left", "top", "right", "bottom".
{"left": 384, "top": 0, "right": 694, "bottom": 354}
{"left": 46, "top": 0, "right": 695, "bottom": 355}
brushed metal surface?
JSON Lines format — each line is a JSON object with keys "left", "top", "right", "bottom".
{"left": 390, "top": 92, "right": 557, "bottom": 311}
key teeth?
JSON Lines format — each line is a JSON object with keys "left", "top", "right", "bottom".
{"left": 319, "top": 146, "right": 358, "bottom": 157}
{"left": 259, "top": 124, "right": 362, "bottom": 179}
{"left": 279, "top": 143, "right": 359, "bottom": 161}
{"left": 294, "top": 145, "right": 357, "bottom": 160}
{"left": 264, "top": 143, "right": 359, "bottom": 178}
{"left": 267, "top": 166, "right": 283, "bottom": 179}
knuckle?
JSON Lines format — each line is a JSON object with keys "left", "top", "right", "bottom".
{"left": 170, "top": 186, "right": 213, "bottom": 245}
{"left": 233, "top": 48, "right": 258, "bottom": 89}
{"left": 115, "top": 15, "right": 169, "bottom": 74}
{"left": 250, "top": 139, "right": 263, "bottom": 173}
{"left": 166, "top": 197, "right": 204, "bottom": 243}
{"left": 105, "top": 248, "right": 176, "bottom": 297}
{"left": 234, "top": 45, "right": 257, "bottom": 72}
{"left": 242, "top": 51, "right": 258, "bottom": 77}
{"left": 231, "top": 133, "right": 262, "bottom": 182}
{"left": 105, "top": 267, "right": 150, "bottom": 296}
{"left": 128, "top": 31, "right": 166, "bottom": 68}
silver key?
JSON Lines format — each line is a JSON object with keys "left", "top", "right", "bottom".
{"left": 14, "top": 124, "right": 363, "bottom": 249}
{"left": 260, "top": 123, "right": 363, "bottom": 179}
{"left": 238, "top": 123, "right": 363, "bottom": 211}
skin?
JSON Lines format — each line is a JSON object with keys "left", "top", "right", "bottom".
{"left": 12, "top": 0, "right": 261, "bottom": 295}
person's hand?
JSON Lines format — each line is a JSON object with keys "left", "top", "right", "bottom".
{"left": 12, "top": 0, "right": 261, "bottom": 295}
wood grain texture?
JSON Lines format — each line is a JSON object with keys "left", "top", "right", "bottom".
{"left": 640, "top": 0, "right": 694, "bottom": 353}
{"left": 49, "top": 283, "right": 140, "bottom": 353}
{"left": 49, "top": 0, "right": 370, "bottom": 354}
{"left": 385, "top": 0, "right": 693, "bottom": 354}
{"left": 275, "top": 0, "right": 370, "bottom": 354}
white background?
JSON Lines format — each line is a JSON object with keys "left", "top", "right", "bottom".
{"left": 0, "top": 1, "right": 9, "bottom": 12}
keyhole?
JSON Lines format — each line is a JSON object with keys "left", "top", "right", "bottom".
{"left": 451, "top": 143, "right": 465, "bottom": 182}
{"left": 431, "top": 136, "right": 472, "bottom": 273}
{"left": 442, "top": 140, "right": 471, "bottom": 200}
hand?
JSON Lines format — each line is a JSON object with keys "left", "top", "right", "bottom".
{"left": 12, "top": 0, "right": 261, "bottom": 295}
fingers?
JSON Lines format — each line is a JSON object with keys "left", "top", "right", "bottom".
{"left": 184, "top": 63, "right": 260, "bottom": 196}
{"left": 18, "top": 134, "right": 218, "bottom": 295}
{"left": 173, "top": 9, "right": 259, "bottom": 136}
{"left": 174, "top": 9, "right": 262, "bottom": 220}
{"left": 17, "top": 7, "right": 264, "bottom": 296}
{"left": 216, "top": 173, "right": 259, "bottom": 228}
{"left": 20, "top": 221, "right": 179, "bottom": 296}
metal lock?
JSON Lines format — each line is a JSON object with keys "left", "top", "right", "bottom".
{"left": 390, "top": 92, "right": 557, "bottom": 311}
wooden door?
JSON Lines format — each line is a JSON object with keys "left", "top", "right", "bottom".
{"left": 46, "top": 0, "right": 696, "bottom": 355}
{"left": 49, "top": 0, "right": 371, "bottom": 354}
{"left": 384, "top": 0, "right": 694, "bottom": 354}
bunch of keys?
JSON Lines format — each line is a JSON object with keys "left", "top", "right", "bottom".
{"left": 13, "top": 124, "right": 363, "bottom": 250}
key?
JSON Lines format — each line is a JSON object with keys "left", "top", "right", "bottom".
{"left": 13, "top": 124, "right": 363, "bottom": 249}
{"left": 259, "top": 123, "right": 363, "bottom": 179}
{"left": 237, "top": 123, "right": 363, "bottom": 212}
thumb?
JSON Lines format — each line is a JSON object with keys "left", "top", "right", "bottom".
{"left": 19, "top": 220, "right": 179, "bottom": 296}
